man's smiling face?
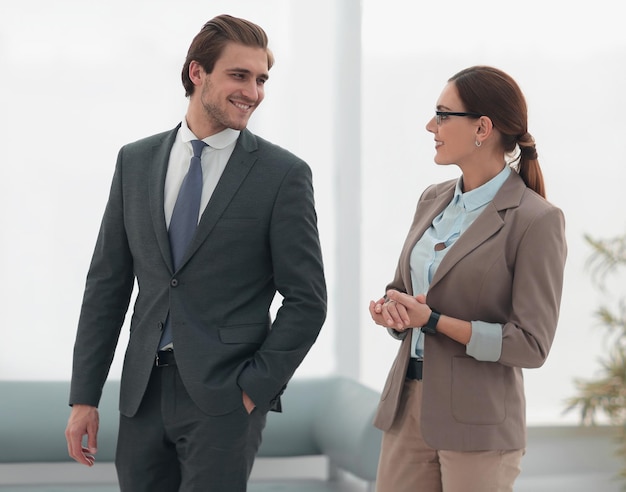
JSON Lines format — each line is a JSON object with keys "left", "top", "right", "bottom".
{"left": 195, "top": 42, "right": 269, "bottom": 134}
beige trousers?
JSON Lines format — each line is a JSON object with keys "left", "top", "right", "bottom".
{"left": 376, "top": 379, "right": 523, "bottom": 492}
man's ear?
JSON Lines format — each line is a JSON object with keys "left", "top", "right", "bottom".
{"left": 188, "top": 60, "right": 205, "bottom": 88}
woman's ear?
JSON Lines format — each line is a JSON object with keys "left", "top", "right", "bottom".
{"left": 475, "top": 115, "right": 494, "bottom": 145}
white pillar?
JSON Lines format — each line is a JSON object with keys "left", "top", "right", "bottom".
{"left": 332, "top": 0, "right": 362, "bottom": 379}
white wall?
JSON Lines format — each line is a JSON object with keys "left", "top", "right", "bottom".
{"left": 1, "top": 0, "right": 625, "bottom": 425}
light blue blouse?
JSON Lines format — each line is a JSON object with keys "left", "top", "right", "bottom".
{"left": 410, "top": 165, "right": 511, "bottom": 362}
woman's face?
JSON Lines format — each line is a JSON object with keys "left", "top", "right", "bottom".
{"left": 425, "top": 82, "right": 480, "bottom": 167}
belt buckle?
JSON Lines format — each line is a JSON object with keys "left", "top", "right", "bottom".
{"left": 155, "top": 350, "right": 172, "bottom": 367}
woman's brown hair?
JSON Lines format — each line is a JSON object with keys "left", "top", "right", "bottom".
{"left": 450, "top": 66, "right": 546, "bottom": 198}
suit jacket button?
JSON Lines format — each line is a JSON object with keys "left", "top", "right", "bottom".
{"left": 158, "top": 322, "right": 164, "bottom": 330}
{"left": 170, "top": 279, "right": 178, "bottom": 287}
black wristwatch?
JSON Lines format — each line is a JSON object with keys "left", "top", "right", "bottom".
{"left": 422, "top": 310, "right": 440, "bottom": 335}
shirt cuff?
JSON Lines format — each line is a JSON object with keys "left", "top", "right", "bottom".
{"left": 466, "top": 320, "right": 502, "bottom": 362}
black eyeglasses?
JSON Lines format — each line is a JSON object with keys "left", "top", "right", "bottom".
{"left": 435, "top": 111, "right": 483, "bottom": 125}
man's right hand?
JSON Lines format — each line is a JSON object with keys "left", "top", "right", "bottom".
{"left": 65, "top": 404, "right": 99, "bottom": 466}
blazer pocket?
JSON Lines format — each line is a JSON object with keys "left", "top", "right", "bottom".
{"left": 218, "top": 323, "right": 268, "bottom": 345}
{"left": 451, "top": 356, "right": 506, "bottom": 425}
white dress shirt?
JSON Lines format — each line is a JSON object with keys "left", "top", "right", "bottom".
{"left": 164, "top": 118, "right": 240, "bottom": 228}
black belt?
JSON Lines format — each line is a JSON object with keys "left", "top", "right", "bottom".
{"left": 406, "top": 358, "right": 423, "bottom": 380}
{"left": 155, "top": 350, "right": 176, "bottom": 367}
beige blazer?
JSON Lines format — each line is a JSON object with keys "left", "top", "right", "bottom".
{"left": 373, "top": 171, "right": 567, "bottom": 451}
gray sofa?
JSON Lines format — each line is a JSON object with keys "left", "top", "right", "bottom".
{"left": 0, "top": 377, "right": 382, "bottom": 492}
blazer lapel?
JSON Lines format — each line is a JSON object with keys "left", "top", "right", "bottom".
{"left": 429, "top": 172, "right": 526, "bottom": 289}
{"left": 178, "top": 129, "right": 258, "bottom": 269}
{"left": 149, "top": 126, "right": 180, "bottom": 274}
{"left": 399, "top": 182, "right": 456, "bottom": 292}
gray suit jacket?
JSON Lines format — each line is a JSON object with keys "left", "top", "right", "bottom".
{"left": 70, "top": 125, "right": 327, "bottom": 417}
{"left": 373, "top": 172, "right": 566, "bottom": 451}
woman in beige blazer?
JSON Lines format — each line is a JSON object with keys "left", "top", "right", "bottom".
{"left": 369, "top": 66, "right": 567, "bottom": 492}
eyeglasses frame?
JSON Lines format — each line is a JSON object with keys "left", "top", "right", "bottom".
{"left": 435, "top": 111, "right": 483, "bottom": 125}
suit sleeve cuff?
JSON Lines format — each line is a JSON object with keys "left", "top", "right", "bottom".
{"left": 387, "top": 327, "right": 409, "bottom": 340}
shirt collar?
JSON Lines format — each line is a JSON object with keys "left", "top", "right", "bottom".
{"left": 454, "top": 165, "right": 512, "bottom": 212}
{"left": 180, "top": 117, "right": 240, "bottom": 149}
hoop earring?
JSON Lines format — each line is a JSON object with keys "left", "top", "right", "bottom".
{"left": 475, "top": 140, "right": 482, "bottom": 148}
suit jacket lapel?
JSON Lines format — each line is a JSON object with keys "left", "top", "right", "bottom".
{"left": 429, "top": 172, "right": 526, "bottom": 290}
{"left": 149, "top": 126, "right": 180, "bottom": 274}
{"left": 179, "top": 129, "right": 258, "bottom": 269}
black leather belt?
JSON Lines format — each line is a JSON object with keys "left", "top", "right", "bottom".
{"left": 155, "top": 350, "right": 176, "bottom": 367}
{"left": 406, "top": 358, "right": 423, "bottom": 380}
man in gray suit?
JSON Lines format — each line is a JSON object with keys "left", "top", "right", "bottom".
{"left": 65, "top": 14, "right": 327, "bottom": 492}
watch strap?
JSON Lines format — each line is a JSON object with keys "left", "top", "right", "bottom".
{"left": 422, "top": 310, "right": 440, "bottom": 335}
